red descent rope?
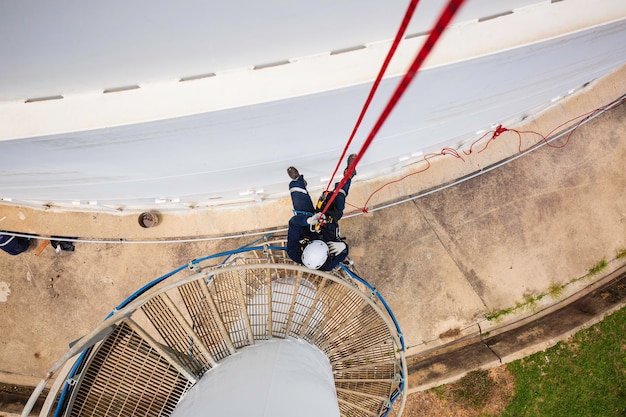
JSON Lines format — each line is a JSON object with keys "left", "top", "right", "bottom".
{"left": 325, "top": 0, "right": 420, "bottom": 192}
{"left": 321, "top": 0, "right": 466, "bottom": 219}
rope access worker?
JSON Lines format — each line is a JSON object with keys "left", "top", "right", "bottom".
{"left": 287, "top": 154, "right": 356, "bottom": 271}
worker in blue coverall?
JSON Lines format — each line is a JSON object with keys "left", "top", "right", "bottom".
{"left": 286, "top": 154, "right": 356, "bottom": 271}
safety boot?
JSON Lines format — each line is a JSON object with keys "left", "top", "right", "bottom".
{"left": 344, "top": 154, "right": 357, "bottom": 178}
{"left": 287, "top": 166, "right": 300, "bottom": 180}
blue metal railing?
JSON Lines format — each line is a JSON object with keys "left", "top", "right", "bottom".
{"left": 339, "top": 264, "right": 406, "bottom": 417}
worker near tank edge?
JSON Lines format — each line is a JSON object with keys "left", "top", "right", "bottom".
{"left": 286, "top": 155, "right": 356, "bottom": 271}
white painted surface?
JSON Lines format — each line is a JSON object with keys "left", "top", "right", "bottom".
{"left": 170, "top": 338, "right": 340, "bottom": 417}
{"left": 0, "top": 0, "right": 543, "bottom": 101}
{"left": 0, "top": 0, "right": 624, "bottom": 207}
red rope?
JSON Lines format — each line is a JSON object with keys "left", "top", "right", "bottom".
{"left": 353, "top": 147, "right": 465, "bottom": 212}
{"left": 321, "top": 0, "right": 466, "bottom": 219}
{"left": 342, "top": 96, "right": 623, "bottom": 215}
{"left": 325, "top": 0, "right": 420, "bottom": 192}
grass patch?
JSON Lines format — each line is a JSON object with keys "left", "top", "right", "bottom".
{"left": 486, "top": 307, "right": 513, "bottom": 321}
{"left": 486, "top": 294, "right": 540, "bottom": 321}
{"left": 616, "top": 248, "right": 626, "bottom": 260}
{"left": 502, "top": 307, "right": 626, "bottom": 417}
{"left": 588, "top": 258, "right": 608, "bottom": 276}
{"left": 449, "top": 370, "right": 496, "bottom": 409}
{"left": 404, "top": 309, "right": 625, "bottom": 416}
{"left": 431, "top": 384, "right": 446, "bottom": 399}
{"left": 522, "top": 293, "right": 538, "bottom": 312}
{"left": 418, "top": 368, "right": 515, "bottom": 416}
{"left": 547, "top": 281, "right": 565, "bottom": 299}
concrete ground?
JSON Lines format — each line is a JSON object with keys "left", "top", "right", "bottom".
{"left": 0, "top": 65, "right": 624, "bottom": 401}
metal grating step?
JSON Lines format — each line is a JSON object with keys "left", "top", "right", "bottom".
{"left": 205, "top": 269, "right": 255, "bottom": 348}
{"left": 333, "top": 362, "right": 398, "bottom": 381}
{"left": 336, "top": 382, "right": 394, "bottom": 403}
{"left": 337, "top": 397, "right": 379, "bottom": 417}
{"left": 66, "top": 321, "right": 194, "bottom": 417}
{"left": 141, "top": 293, "right": 217, "bottom": 375}
{"left": 178, "top": 279, "right": 236, "bottom": 361}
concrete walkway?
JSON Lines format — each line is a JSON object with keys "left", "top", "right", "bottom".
{"left": 0, "top": 66, "right": 624, "bottom": 401}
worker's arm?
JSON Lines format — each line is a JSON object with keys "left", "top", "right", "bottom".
{"left": 287, "top": 216, "right": 309, "bottom": 264}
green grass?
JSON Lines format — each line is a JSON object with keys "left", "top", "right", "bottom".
{"left": 588, "top": 258, "right": 608, "bottom": 276}
{"left": 617, "top": 248, "right": 626, "bottom": 260}
{"left": 547, "top": 281, "right": 565, "bottom": 299}
{"left": 522, "top": 293, "right": 538, "bottom": 312}
{"left": 501, "top": 307, "right": 626, "bottom": 417}
{"left": 449, "top": 369, "right": 496, "bottom": 409}
{"left": 486, "top": 306, "right": 514, "bottom": 321}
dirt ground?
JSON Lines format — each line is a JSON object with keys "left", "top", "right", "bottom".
{"left": 401, "top": 366, "right": 515, "bottom": 417}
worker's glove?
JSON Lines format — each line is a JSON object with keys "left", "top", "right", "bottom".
{"left": 306, "top": 213, "right": 325, "bottom": 226}
{"left": 328, "top": 241, "right": 346, "bottom": 255}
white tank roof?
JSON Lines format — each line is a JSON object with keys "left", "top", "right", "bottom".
{"left": 170, "top": 338, "right": 340, "bottom": 417}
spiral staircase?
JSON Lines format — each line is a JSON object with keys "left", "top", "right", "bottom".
{"left": 25, "top": 237, "right": 406, "bottom": 417}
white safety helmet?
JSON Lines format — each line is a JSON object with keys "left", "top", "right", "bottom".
{"left": 302, "top": 240, "right": 329, "bottom": 270}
